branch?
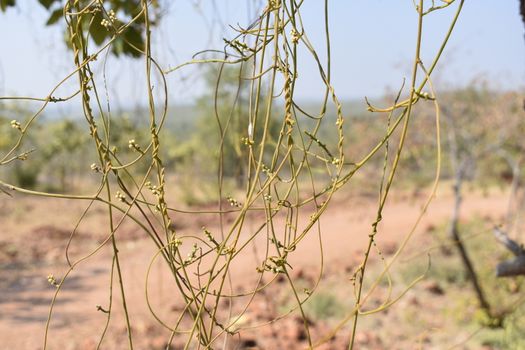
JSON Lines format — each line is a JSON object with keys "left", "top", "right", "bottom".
{"left": 493, "top": 226, "right": 525, "bottom": 277}
{"left": 521, "top": 0, "right": 525, "bottom": 37}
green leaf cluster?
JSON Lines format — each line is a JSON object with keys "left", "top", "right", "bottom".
{"left": 1, "top": 0, "right": 161, "bottom": 57}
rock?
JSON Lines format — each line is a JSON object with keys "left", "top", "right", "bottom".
{"left": 283, "top": 315, "right": 313, "bottom": 342}
{"left": 425, "top": 223, "right": 436, "bottom": 233}
{"left": 353, "top": 331, "right": 382, "bottom": 347}
{"left": 408, "top": 295, "right": 420, "bottom": 306}
{"left": 275, "top": 273, "right": 286, "bottom": 284}
{"left": 422, "top": 281, "right": 444, "bottom": 295}
{"left": 249, "top": 300, "right": 275, "bottom": 321}
{"left": 292, "top": 267, "right": 316, "bottom": 285}
{"left": 79, "top": 338, "right": 97, "bottom": 350}
{"left": 381, "top": 241, "right": 398, "bottom": 255}
{"left": 240, "top": 337, "right": 258, "bottom": 349}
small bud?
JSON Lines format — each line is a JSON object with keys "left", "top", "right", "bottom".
{"left": 10, "top": 120, "right": 21, "bottom": 130}
{"left": 16, "top": 153, "right": 29, "bottom": 161}
{"left": 226, "top": 196, "right": 241, "bottom": 208}
{"left": 108, "top": 9, "right": 117, "bottom": 22}
{"left": 115, "top": 191, "right": 127, "bottom": 203}
{"left": 290, "top": 28, "right": 301, "bottom": 44}
{"left": 47, "top": 274, "right": 58, "bottom": 287}
{"left": 128, "top": 139, "right": 143, "bottom": 153}
{"left": 90, "top": 163, "right": 101, "bottom": 172}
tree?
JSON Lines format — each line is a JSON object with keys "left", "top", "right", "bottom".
{"left": 1, "top": 0, "right": 162, "bottom": 57}
{"left": 39, "top": 119, "right": 88, "bottom": 190}
{"left": 182, "top": 62, "right": 281, "bottom": 189}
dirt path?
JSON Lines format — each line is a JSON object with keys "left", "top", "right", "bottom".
{"left": 0, "top": 187, "right": 510, "bottom": 349}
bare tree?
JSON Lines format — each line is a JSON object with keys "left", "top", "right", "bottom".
{"left": 441, "top": 88, "right": 500, "bottom": 316}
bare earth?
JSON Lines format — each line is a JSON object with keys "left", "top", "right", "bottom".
{"left": 0, "top": 185, "right": 510, "bottom": 349}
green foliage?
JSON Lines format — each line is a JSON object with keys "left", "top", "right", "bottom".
{"left": 0, "top": 115, "right": 16, "bottom": 151}
{"left": 38, "top": 119, "right": 89, "bottom": 190}
{"left": 1, "top": 0, "right": 162, "bottom": 57}
{"left": 11, "top": 161, "right": 41, "bottom": 188}
{"left": 38, "top": 0, "right": 58, "bottom": 9}
{"left": 0, "top": 106, "right": 43, "bottom": 189}
{"left": 0, "top": 111, "right": 91, "bottom": 190}
{"left": 0, "top": 0, "right": 14, "bottom": 11}
{"left": 400, "top": 253, "right": 468, "bottom": 287}
{"left": 178, "top": 62, "right": 281, "bottom": 189}
{"left": 503, "top": 304, "right": 525, "bottom": 349}
{"left": 304, "top": 291, "right": 344, "bottom": 321}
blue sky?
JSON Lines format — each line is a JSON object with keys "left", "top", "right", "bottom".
{"left": 0, "top": 1, "right": 523, "bottom": 107}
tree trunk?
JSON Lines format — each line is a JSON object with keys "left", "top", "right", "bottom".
{"left": 449, "top": 173, "right": 492, "bottom": 314}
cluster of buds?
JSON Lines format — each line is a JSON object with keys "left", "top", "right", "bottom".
{"left": 241, "top": 136, "right": 254, "bottom": 146}
{"left": 183, "top": 243, "right": 199, "bottom": 266}
{"left": 331, "top": 157, "right": 341, "bottom": 165}
{"left": 101, "top": 9, "right": 117, "bottom": 29}
{"left": 128, "top": 139, "right": 143, "bottom": 154}
{"left": 82, "top": 76, "right": 92, "bottom": 91}
{"left": 221, "top": 246, "right": 236, "bottom": 255}
{"left": 170, "top": 236, "right": 182, "bottom": 248}
{"left": 257, "top": 255, "right": 289, "bottom": 274}
{"left": 231, "top": 39, "right": 249, "bottom": 52}
{"left": 268, "top": 0, "right": 281, "bottom": 11}
{"left": 115, "top": 191, "right": 128, "bottom": 203}
{"left": 261, "top": 164, "right": 273, "bottom": 177}
{"left": 16, "top": 151, "right": 30, "bottom": 161}
{"left": 203, "top": 226, "right": 219, "bottom": 248}
{"left": 226, "top": 196, "right": 242, "bottom": 208}
{"left": 145, "top": 181, "right": 161, "bottom": 196}
{"left": 10, "top": 120, "right": 21, "bottom": 131}
{"left": 290, "top": 28, "right": 301, "bottom": 44}
{"left": 90, "top": 163, "right": 101, "bottom": 173}
{"left": 224, "top": 38, "right": 253, "bottom": 57}
{"left": 100, "top": 18, "right": 111, "bottom": 28}
{"left": 47, "top": 274, "right": 58, "bottom": 287}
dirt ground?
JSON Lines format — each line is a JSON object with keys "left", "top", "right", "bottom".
{"left": 0, "top": 184, "right": 513, "bottom": 349}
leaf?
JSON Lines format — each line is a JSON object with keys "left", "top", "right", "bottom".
{"left": 112, "top": 25, "right": 143, "bottom": 57}
{"left": 45, "top": 8, "right": 62, "bottom": 26}
{"left": 89, "top": 12, "right": 108, "bottom": 45}
{"left": 38, "top": 0, "right": 58, "bottom": 10}
{"left": 112, "top": 38, "right": 124, "bottom": 57}
{"left": 0, "top": 0, "right": 15, "bottom": 12}
{"left": 122, "top": 25, "right": 143, "bottom": 56}
{"left": 121, "top": 1, "right": 142, "bottom": 15}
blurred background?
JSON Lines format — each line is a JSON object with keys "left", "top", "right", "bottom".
{"left": 1, "top": 1, "right": 525, "bottom": 349}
